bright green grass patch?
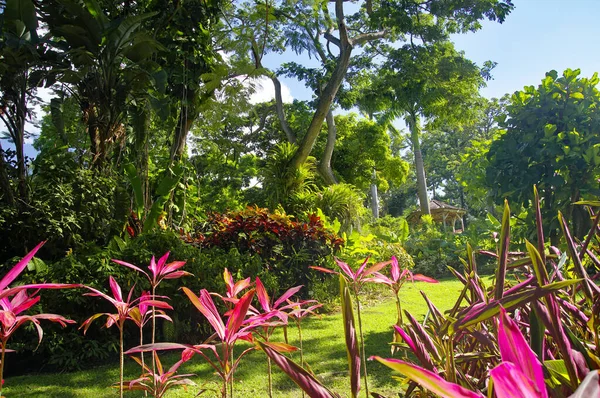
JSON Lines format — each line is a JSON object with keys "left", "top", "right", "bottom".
{"left": 4, "top": 278, "right": 473, "bottom": 397}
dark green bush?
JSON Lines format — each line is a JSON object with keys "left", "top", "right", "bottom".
{"left": 404, "top": 215, "right": 496, "bottom": 276}
{"left": 185, "top": 207, "right": 344, "bottom": 297}
{"left": 0, "top": 149, "right": 127, "bottom": 263}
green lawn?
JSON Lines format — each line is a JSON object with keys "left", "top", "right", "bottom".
{"left": 4, "top": 278, "right": 470, "bottom": 397}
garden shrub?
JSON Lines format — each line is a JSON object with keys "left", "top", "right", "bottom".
{"left": 404, "top": 215, "right": 497, "bottom": 276}
{"left": 0, "top": 148, "right": 127, "bottom": 263}
{"left": 7, "top": 230, "right": 242, "bottom": 372}
{"left": 184, "top": 207, "right": 344, "bottom": 298}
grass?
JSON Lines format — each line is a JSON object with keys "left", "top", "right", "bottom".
{"left": 4, "top": 278, "right": 471, "bottom": 397}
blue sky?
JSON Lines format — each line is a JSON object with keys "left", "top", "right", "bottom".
{"left": 267, "top": 0, "right": 600, "bottom": 103}
{"left": 4, "top": 0, "right": 600, "bottom": 158}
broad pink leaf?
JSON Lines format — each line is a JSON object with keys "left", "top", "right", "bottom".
{"left": 497, "top": 307, "right": 547, "bottom": 398}
{"left": 182, "top": 287, "right": 225, "bottom": 340}
{"left": 390, "top": 256, "right": 400, "bottom": 281}
{"left": 0, "top": 241, "right": 45, "bottom": 291}
{"left": 371, "top": 356, "right": 484, "bottom": 398}
{"left": 162, "top": 261, "right": 186, "bottom": 274}
{"left": 232, "top": 278, "right": 251, "bottom": 297}
{"left": 363, "top": 272, "right": 393, "bottom": 286}
{"left": 309, "top": 266, "right": 338, "bottom": 274}
{"left": 0, "top": 283, "right": 81, "bottom": 300}
{"left": 140, "top": 299, "right": 173, "bottom": 311}
{"left": 490, "top": 362, "right": 541, "bottom": 398}
{"left": 12, "top": 294, "right": 40, "bottom": 315}
{"left": 412, "top": 274, "right": 438, "bottom": 283}
{"left": 334, "top": 258, "right": 355, "bottom": 280}
{"left": 125, "top": 342, "right": 192, "bottom": 355}
{"left": 258, "top": 340, "right": 340, "bottom": 398}
{"left": 108, "top": 276, "right": 123, "bottom": 302}
{"left": 363, "top": 259, "right": 392, "bottom": 277}
{"left": 225, "top": 289, "right": 255, "bottom": 343}
{"left": 262, "top": 342, "right": 299, "bottom": 353}
{"left": 255, "top": 278, "right": 271, "bottom": 312}
{"left": 149, "top": 256, "right": 158, "bottom": 280}
{"left": 111, "top": 259, "right": 147, "bottom": 277}
{"left": 273, "top": 285, "right": 303, "bottom": 309}
{"left": 162, "top": 270, "right": 192, "bottom": 280}
{"left": 31, "top": 313, "right": 76, "bottom": 326}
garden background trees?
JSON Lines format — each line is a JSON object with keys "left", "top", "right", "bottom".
{"left": 220, "top": 0, "right": 514, "bottom": 190}
{"left": 486, "top": 69, "right": 600, "bottom": 239}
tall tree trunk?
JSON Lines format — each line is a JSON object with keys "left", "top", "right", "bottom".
{"left": 370, "top": 168, "right": 379, "bottom": 218}
{"left": 318, "top": 110, "right": 338, "bottom": 185}
{"left": 0, "top": 71, "right": 29, "bottom": 199}
{"left": 407, "top": 112, "right": 430, "bottom": 215}
{"left": 271, "top": 75, "right": 296, "bottom": 144}
{"left": 15, "top": 76, "right": 28, "bottom": 199}
{"left": 0, "top": 142, "right": 15, "bottom": 206}
{"left": 87, "top": 107, "right": 101, "bottom": 168}
{"left": 131, "top": 102, "right": 151, "bottom": 210}
{"left": 170, "top": 106, "right": 195, "bottom": 162}
{"left": 288, "top": 0, "right": 353, "bottom": 175}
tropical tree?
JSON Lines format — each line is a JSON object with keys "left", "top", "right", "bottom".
{"left": 486, "top": 69, "right": 600, "bottom": 239}
{"left": 42, "top": 0, "right": 162, "bottom": 169}
{"left": 227, "top": 0, "right": 513, "bottom": 189}
{"left": 329, "top": 114, "right": 408, "bottom": 194}
{"left": 361, "top": 42, "right": 488, "bottom": 215}
{"left": 0, "top": 0, "right": 60, "bottom": 200}
{"left": 421, "top": 97, "right": 504, "bottom": 211}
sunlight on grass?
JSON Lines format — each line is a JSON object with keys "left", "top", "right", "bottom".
{"left": 4, "top": 278, "right": 470, "bottom": 397}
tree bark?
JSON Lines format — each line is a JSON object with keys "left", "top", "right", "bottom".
{"left": 170, "top": 105, "right": 195, "bottom": 162}
{"left": 370, "top": 168, "right": 379, "bottom": 218}
{"left": 0, "top": 141, "right": 15, "bottom": 206}
{"left": 0, "top": 73, "right": 29, "bottom": 199}
{"left": 318, "top": 110, "right": 338, "bottom": 185}
{"left": 131, "top": 102, "right": 151, "bottom": 210}
{"left": 271, "top": 75, "right": 296, "bottom": 144}
{"left": 407, "top": 112, "right": 430, "bottom": 215}
{"left": 288, "top": 0, "right": 353, "bottom": 174}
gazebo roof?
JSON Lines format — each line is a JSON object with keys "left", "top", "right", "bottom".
{"left": 429, "top": 199, "right": 465, "bottom": 213}
{"left": 407, "top": 200, "right": 466, "bottom": 224}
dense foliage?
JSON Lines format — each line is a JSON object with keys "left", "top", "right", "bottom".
{"left": 185, "top": 207, "right": 343, "bottom": 295}
{"left": 487, "top": 69, "right": 600, "bottom": 240}
{"left": 4, "top": 0, "right": 600, "bottom": 396}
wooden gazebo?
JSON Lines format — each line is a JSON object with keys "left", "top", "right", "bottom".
{"left": 408, "top": 199, "right": 466, "bottom": 233}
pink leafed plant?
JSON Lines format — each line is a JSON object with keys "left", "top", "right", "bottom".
{"left": 81, "top": 276, "right": 173, "bottom": 398}
{"left": 112, "top": 252, "right": 191, "bottom": 347}
{"left": 371, "top": 306, "right": 598, "bottom": 397}
{"left": 121, "top": 350, "right": 196, "bottom": 398}
{"left": 365, "top": 255, "right": 437, "bottom": 352}
{"left": 312, "top": 257, "right": 391, "bottom": 397}
{"left": 127, "top": 287, "right": 266, "bottom": 398}
{"left": 220, "top": 268, "right": 251, "bottom": 304}
{"left": 0, "top": 241, "right": 81, "bottom": 396}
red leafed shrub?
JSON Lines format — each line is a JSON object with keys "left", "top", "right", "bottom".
{"left": 184, "top": 207, "right": 343, "bottom": 295}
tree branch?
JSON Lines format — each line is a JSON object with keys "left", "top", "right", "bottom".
{"left": 351, "top": 30, "right": 387, "bottom": 46}
{"left": 270, "top": 74, "right": 296, "bottom": 144}
{"left": 324, "top": 31, "right": 341, "bottom": 48}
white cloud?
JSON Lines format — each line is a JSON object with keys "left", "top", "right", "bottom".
{"left": 246, "top": 76, "right": 293, "bottom": 105}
